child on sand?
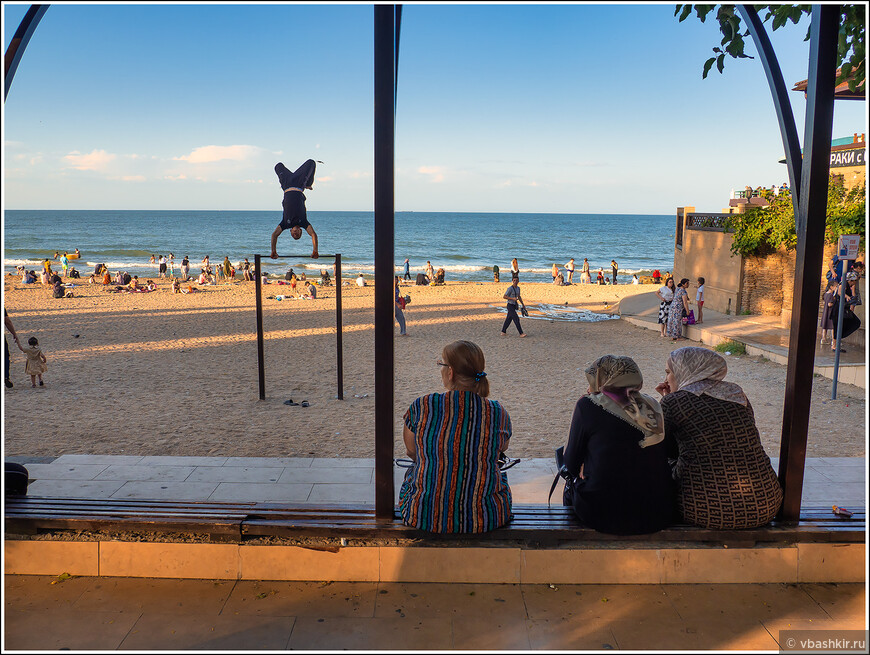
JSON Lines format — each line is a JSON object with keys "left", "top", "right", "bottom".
{"left": 696, "top": 277, "right": 705, "bottom": 324}
{"left": 18, "top": 337, "right": 46, "bottom": 387}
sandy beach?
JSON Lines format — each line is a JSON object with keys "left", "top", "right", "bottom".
{"left": 3, "top": 273, "right": 865, "bottom": 459}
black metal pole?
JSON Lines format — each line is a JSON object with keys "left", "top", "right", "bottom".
{"left": 775, "top": 6, "right": 838, "bottom": 521}
{"left": 335, "top": 253, "right": 344, "bottom": 400}
{"left": 374, "top": 4, "right": 396, "bottom": 519}
{"left": 254, "top": 254, "right": 266, "bottom": 401}
{"left": 831, "top": 271, "right": 847, "bottom": 399}
{"left": 4, "top": 4, "right": 49, "bottom": 101}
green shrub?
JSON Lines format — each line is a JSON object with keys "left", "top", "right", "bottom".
{"left": 714, "top": 340, "right": 746, "bottom": 355}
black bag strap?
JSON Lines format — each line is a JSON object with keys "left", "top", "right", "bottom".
{"left": 548, "top": 447, "right": 574, "bottom": 508}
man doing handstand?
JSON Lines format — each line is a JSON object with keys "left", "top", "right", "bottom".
{"left": 271, "top": 159, "right": 319, "bottom": 259}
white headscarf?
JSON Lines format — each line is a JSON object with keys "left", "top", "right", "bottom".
{"left": 584, "top": 354, "right": 665, "bottom": 448}
{"left": 667, "top": 347, "right": 749, "bottom": 406}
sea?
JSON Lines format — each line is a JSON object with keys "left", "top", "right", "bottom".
{"left": 2, "top": 210, "right": 675, "bottom": 283}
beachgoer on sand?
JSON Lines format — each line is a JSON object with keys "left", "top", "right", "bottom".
{"left": 611, "top": 259, "right": 619, "bottom": 285}
{"left": 667, "top": 278, "right": 691, "bottom": 341}
{"left": 565, "top": 258, "right": 575, "bottom": 284}
{"left": 695, "top": 277, "right": 705, "bottom": 323}
{"left": 395, "top": 276, "right": 407, "bottom": 335}
{"left": 5, "top": 309, "right": 20, "bottom": 388}
{"left": 501, "top": 277, "right": 527, "bottom": 337}
{"left": 17, "top": 336, "right": 46, "bottom": 388}
{"left": 271, "top": 159, "right": 320, "bottom": 259}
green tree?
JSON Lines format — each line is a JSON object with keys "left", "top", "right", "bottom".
{"left": 724, "top": 177, "right": 866, "bottom": 256}
{"left": 675, "top": 4, "right": 865, "bottom": 91}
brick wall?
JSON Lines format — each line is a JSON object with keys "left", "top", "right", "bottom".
{"left": 741, "top": 249, "right": 788, "bottom": 315}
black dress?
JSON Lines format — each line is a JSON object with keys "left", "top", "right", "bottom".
{"left": 562, "top": 397, "right": 676, "bottom": 535}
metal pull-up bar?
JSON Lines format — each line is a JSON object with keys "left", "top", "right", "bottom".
{"left": 253, "top": 253, "right": 343, "bottom": 401}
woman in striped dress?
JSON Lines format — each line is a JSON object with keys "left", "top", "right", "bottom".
{"left": 400, "top": 340, "right": 513, "bottom": 533}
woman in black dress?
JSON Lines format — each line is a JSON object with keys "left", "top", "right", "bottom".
{"left": 560, "top": 354, "right": 675, "bottom": 535}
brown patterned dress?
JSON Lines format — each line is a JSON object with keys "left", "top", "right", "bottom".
{"left": 661, "top": 391, "right": 783, "bottom": 529}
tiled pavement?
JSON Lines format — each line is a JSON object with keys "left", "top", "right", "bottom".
{"left": 7, "top": 454, "right": 866, "bottom": 508}
{"left": 3, "top": 575, "right": 866, "bottom": 650}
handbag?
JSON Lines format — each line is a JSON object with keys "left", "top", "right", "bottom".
{"left": 547, "top": 446, "right": 576, "bottom": 508}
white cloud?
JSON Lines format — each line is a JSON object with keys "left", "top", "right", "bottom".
{"left": 174, "top": 144, "right": 267, "bottom": 164}
{"left": 64, "top": 149, "right": 116, "bottom": 171}
{"left": 418, "top": 165, "right": 446, "bottom": 183}
{"left": 118, "top": 175, "right": 146, "bottom": 182}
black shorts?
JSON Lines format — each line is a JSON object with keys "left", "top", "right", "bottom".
{"left": 279, "top": 191, "right": 310, "bottom": 232}
{"left": 159, "top": 263, "right": 167, "bottom": 273}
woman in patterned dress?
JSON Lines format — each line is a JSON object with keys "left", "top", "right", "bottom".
{"left": 656, "top": 277, "right": 675, "bottom": 337}
{"left": 655, "top": 347, "right": 783, "bottom": 529}
{"left": 400, "top": 341, "right": 513, "bottom": 533}
{"left": 666, "top": 278, "right": 690, "bottom": 340}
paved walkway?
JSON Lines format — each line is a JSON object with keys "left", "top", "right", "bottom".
{"left": 618, "top": 292, "right": 866, "bottom": 388}
{"left": 4, "top": 575, "right": 866, "bottom": 650}
{"left": 8, "top": 454, "right": 866, "bottom": 509}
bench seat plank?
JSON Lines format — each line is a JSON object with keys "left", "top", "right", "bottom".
{"left": 5, "top": 496, "right": 864, "bottom": 544}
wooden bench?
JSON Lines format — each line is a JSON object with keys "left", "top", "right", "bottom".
{"left": 4, "top": 496, "right": 865, "bottom": 546}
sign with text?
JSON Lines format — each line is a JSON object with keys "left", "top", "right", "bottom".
{"left": 830, "top": 147, "right": 865, "bottom": 168}
{"left": 838, "top": 234, "right": 860, "bottom": 260}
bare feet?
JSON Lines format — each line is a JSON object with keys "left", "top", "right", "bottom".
{"left": 270, "top": 252, "right": 278, "bottom": 259}
{"left": 519, "top": 333, "right": 527, "bottom": 338}
{"left": 500, "top": 332, "right": 507, "bottom": 336}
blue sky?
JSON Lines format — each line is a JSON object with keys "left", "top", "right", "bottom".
{"left": 2, "top": 2, "right": 867, "bottom": 213}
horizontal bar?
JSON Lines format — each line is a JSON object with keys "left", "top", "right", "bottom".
{"left": 253, "top": 254, "right": 340, "bottom": 260}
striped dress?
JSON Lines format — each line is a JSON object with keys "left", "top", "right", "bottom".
{"left": 400, "top": 390, "right": 513, "bottom": 533}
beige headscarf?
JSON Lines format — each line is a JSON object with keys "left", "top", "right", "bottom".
{"left": 584, "top": 354, "right": 665, "bottom": 448}
{"left": 667, "top": 346, "right": 748, "bottom": 406}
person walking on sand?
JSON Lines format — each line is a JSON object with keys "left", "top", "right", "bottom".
{"left": 581, "top": 258, "right": 590, "bottom": 284}
{"left": 222, "top": 256, "right": 232, "bottom": 281}
{"left": 181, "top": 255, "right": 191, "bottom": 281}
{"left": 403, "top": 258, "right": 411, "bottom": 281}
{"left": 158, "top": 254, "right": 167, "bottom": 278}
{"left": 17, "top": 336, "right": 46, "bottom": 388}
{"left": 60, "top": 252, "right": 69, "bottom": 278}
{"left": 501, "top": 277, "right": 527, "bottom": 337}
{"left": 271, "top": 159, "right": 320, "bottom": 259}
{"left": 426, "top": 261, "right": 435, "bottom": 282}
{"left": 611, "top": 259, "right": 619, "bottom": 285}
{"left": 395, "top": 276, "right": 408, "bottom": 336}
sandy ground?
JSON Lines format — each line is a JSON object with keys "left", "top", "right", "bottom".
{"left": 2, "top": 273, "right": 865, "bottom": 459}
